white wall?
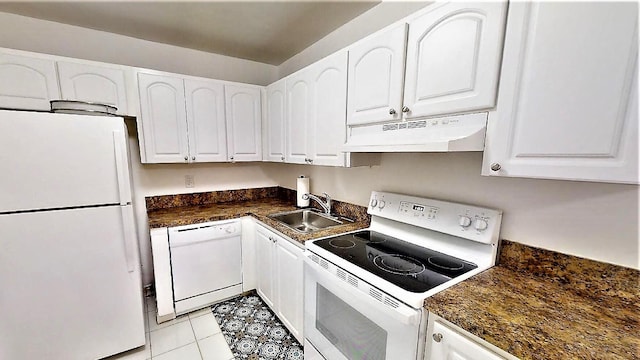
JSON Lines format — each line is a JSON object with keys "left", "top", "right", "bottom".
{"left": 270, "top": 1, "right": 639, "bottom": 270}
{"left": 262, "top": 153, "right": 639, "bottom": 269}
{"left": 0, "top": 12, "right": 278, "bottom": 85}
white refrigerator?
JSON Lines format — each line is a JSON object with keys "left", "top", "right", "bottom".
{"left": 0, "top": 110, "right": 145, "bottom": 359}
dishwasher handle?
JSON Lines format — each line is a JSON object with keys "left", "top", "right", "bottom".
{"left": 169, "top": 233, "right": 240, "bottom": 248}
{"left": 169, "top": 221, "right": 241, "bottom": 247}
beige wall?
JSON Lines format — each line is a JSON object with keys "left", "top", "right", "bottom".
{"left": 4, "top": 5, "right": 637, "bottom": 286}
{"left": 0, "top": 12, "right": 278, "bottom": 85}
{"left": 0, "top": 11, "right": 280, "bottom": 285}
{"left": 262, "top": 153, "right": 639, "bottom": 269}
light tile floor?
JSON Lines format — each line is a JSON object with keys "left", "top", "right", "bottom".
{"left": 105, "top": 297, "right": 234, "bottom": 360}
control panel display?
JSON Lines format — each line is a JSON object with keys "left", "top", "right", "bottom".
{"left": 399, "top": 201, "right": 439, "bottom": 220}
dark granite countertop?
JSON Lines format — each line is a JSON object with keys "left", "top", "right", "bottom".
{"left": 424, "top": 241, "right": 639, "bottom": 360}
{"left": 145, "top": 187, "right": 370, "bottom": 245}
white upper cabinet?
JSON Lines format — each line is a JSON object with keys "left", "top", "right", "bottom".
{"left": 482, "top": 2, "right": 639, "bottom": 184}
{"left": 138, "top": 71, "right": 263, "bottom": 164}
{"left": 264, "top": 79, "right": 286, "bottom": 162}
{"left": 286, "top": 50, "right": 348, "bottom": 166}
{"left": 347, "top": 24, "right": 407, "bottom": 126}
{"left": 403, "top": 2, "right": 507, "bottom": 119}
{"left": 0, "top": 53, "right": 59, "bottom": 111}
{"left": 184, "top": 79, "right": 228, "bottom": 162}
{"left": 138, "top": 72, "right": 189, "bottom": 163}
{"left": 225, "top": 84, "right": 262, "bottom": 162}
{"left": 309, "top": 50, "right": 348, "bottom": 166}
{"left": 346, "top": 2, "right": 507, "bottom": 127}
{"left": 57, "top": 61, "right": 129, "bottom": 115}
{"left": 286, "top": 69, "right": 312, "bottom": 164}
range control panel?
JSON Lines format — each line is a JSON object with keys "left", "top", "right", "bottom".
{"left": 368, "top": 191, "right": 502, "bottom": 245}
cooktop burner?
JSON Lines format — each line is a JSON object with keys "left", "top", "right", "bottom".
{"left": 313, "top": 230, "right": 477, "bottom": 293}
{"left": 328, "top": 238, "right": 356, "bottom": 249}
{"left": 373, "top": 254, "right": 425, "bottom": 275}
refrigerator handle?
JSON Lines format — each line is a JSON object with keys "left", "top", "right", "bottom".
{"left": 113, "top": 130, "right": 132, "bottom": 205}
{"left": 120, "top": 206, "right": 137, "bottom": 273}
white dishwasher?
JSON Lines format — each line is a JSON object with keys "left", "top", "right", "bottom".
{"left": 169, "top": 219, "right": 242, "bottom": 315}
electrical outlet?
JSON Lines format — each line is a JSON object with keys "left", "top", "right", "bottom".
{"left": 185, "top": 175, "right": 195, "bottom": 188}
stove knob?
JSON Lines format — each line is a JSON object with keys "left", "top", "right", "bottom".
{"left": 370, "top": 198, "right": 378, "bottom": 208}
{"left": 378, "top": 200, "right": 386, "bottom": 209}
{"left": 459, "top": 216, "right": 472, "bottom": 228}
{"left": 474, "top": 219, "right": 488, "bottom": 231}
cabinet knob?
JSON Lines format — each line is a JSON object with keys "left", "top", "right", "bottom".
{"left": 490, "top": 163, "right": 501, "bottom": 171}
{"left": 184, "top": 156, "right": 188, "bottom": 161}
{"left": 389, "top": 108, "right": 397, "bottom": 115}
{"left": 402, "top": 106, "right": 410, "bottom": 113}
{"left": 281, "top": 156, "right": 285, "bottom": 161}
{"left": 308, "top": 158, "right": 313, "bottom": 164}
{"left": 432, "top": 333, "right": 443, "bottom": 343}
{"left": 230, "top": 156, "right": 234, "bottom": 161}
{"left": 192, "top": 156, "right": 195, "bottom": 161}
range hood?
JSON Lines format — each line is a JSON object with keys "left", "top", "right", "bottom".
{"left": 343, "top": 112, "right": 488, "bottom": 152}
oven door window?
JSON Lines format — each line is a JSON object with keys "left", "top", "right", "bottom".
{"left": 316, "top": 284, "right": 386, "bottom": 360}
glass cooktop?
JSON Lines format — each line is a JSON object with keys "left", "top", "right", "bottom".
{"left": 312, "top": 230, "right": 477, "bottom": 293}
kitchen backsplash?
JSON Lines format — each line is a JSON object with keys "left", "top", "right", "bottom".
{"left": 145, "top": 186, "right": 370, "bottom": 222}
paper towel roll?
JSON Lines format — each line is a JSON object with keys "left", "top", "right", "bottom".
{"left": 297, "top": 176, "right": 310, "bottom": 207}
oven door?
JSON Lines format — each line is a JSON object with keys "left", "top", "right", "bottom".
{"left": 304, "top": 254, "right": 424, "bottom": 360}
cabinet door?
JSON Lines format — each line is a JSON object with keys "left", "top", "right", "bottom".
{"left": 264, "top": 79, "right": 286, "bottom": 162}
{"left": 427, "top": 320, "right": 504, "bottom": 360}
{"left": 274, "top": 235, "right": 304, "bottom": 343}
{"left": 225, "top": 84, "right": 262, "bottom": 162}
{"left": 138, "top": 73, "right": 189, "bottom": 163}
{"left": 482, "top": 2, "right": 639, "bottom": 184}
{"left": 255, "top": 228, "right": 275, "bottom": 309}
{"left": 309, "top": 50, "right": 348, "bottom": 167}
{"left": 184, "top": 79, "right": 227, "bottom": 162}
{"left": 403, "top": 2, "right": 507, "bottom": 119}
{"left": 57, "top": 61, "right": 129, "bottom": 115}
{"left": 347, "top": 24, "right": 407, "bottom": 126}
{"left": 0, "top": 53, "right": 59, "bottom": 110}
{"left": 286, "top": 71, "right": 312, "bottom": 164}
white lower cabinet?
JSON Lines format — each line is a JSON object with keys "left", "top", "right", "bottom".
{"left": 255, "top": 225, "right": 304, "bottom": 343}
{"left": 482, "top": 2, "right": 639, "bottom": 184}
{"left": 425, "top": 315, "right": 515, "bottom": 360}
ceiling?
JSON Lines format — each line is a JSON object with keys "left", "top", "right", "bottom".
{"left": 0, "top": 1, "right": 380, "bottom": 65}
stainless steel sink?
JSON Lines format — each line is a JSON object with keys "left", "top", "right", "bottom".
{"left": 268, "top": 209, "right": 352, "bottom": 234}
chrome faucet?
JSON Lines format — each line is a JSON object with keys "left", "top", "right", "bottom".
{"left": 303, "top": 192, "right": 332, "bottom": 215}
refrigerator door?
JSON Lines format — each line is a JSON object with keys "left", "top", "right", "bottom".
{"left": 0, "top": 205, "right": 145, "bottom": 360}
{"left": 0, "top": 110, "right": 132, "bottom": 213}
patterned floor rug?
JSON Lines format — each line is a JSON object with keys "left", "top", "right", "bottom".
{"left": 211, "top": 292, "right": 304, "bottom": 360}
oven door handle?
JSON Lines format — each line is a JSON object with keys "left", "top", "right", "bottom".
{"left": 304, "top": 255, "right": 421, "bottom": 326}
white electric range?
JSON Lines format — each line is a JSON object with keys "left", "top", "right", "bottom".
{"left": 303, "top": 191, "right": 502, "bottom": 360}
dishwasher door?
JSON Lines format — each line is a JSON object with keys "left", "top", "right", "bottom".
{"left": 169, "top": 220, "right": 242, "bottom": 307}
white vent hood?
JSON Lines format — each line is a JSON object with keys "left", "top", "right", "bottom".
{"left": 343, "top": 112, "right": 488, "bottom": 152}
